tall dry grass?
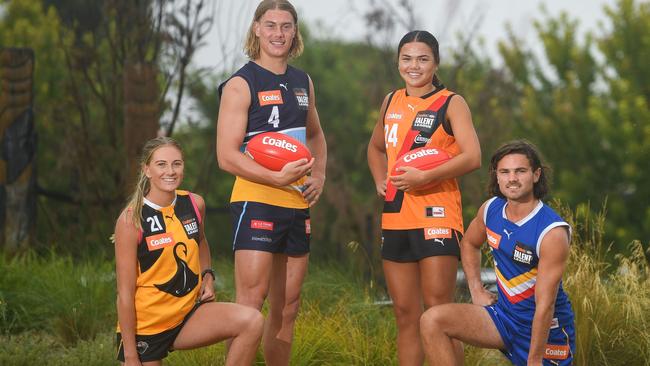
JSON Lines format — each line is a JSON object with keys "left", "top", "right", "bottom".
{"left": 1, "top": 202, "right": 649, "bottom": 365}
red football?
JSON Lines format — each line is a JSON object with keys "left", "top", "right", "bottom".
{"left": 392, "top": 147, "right": 452, "bottom": 190}
{"left": 245, "top": 132, "right": 312, "bottom": 171}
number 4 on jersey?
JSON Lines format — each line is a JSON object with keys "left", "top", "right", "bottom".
{"left": 268, "top": 106, "right": 280, "bottom": 128}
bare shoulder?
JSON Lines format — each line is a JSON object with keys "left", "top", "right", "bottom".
{"left": 221, "top": 76, "right": 250, "bottom": 96}
{"left": 541, "top": 226, "right": 570, "bottom": 250}
{"left": 376, "top": 92, "right": 393, "bottom": 116}
{"left": 539, "top": 226, "right": 570, "bottom": 264}
{"left": 189, "top": 192, "right": 206, "bottom": 211}
{"left": 448, "top": 93, "right": 470, "bottom": 111}
{"left": 116, "top": 208, "right": 136, "bottom": 229}
{"left": 115, "top": 208, "right": 140, "bottom": 244}
{"left": 475, "top": 199, "right": 492, "bottom": 222}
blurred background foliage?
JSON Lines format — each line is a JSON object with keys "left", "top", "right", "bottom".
{"left": 1, "top": 0, "right": 648, "bottom": 263}
{"left": 2, "top": 0, "right": 650, "bottom": 364}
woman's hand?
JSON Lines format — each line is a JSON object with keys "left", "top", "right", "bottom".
{"left": 389, "top": 166, "right": 437, "bottom": 192}
{"left": 199, "top": 275, "right": 216, "bottom": 303}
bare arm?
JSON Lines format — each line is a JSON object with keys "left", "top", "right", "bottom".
{"left": 302, "top": 76, "right": 327, "bottom": 207}
{"left": 114, "top": 210, "right": 143, "bottom": 366}
{"left": 461, "top": 202, "right": 497, "bottom": 305}
{"left": 216, "top": 76, "right": 312, "bottom": 187}
{"left": 528, "top": 226, "right": 570, "bottom": 365}
{"left": 390, "top": 95, "right": 481, "bottom": 190}
{"left": 193, "top": 193, "right": 215, "bottom": 302}
{"left": 367, "top": 94, "right": 391, "bottom": 197}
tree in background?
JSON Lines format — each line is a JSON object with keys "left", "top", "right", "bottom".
{"left": 0, "top": 0, "right": 212, "bottom": 254}
{"left": 0, "top": 48, "right": 36, "bottom": 254}
{"left": 498, "top": 0, "right": 650, "bottom": 251}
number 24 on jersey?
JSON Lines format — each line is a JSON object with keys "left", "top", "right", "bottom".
{"left": 385, "top": 123, "right": 398, "bottom": 148}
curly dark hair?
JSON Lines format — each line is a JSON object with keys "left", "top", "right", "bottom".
{"left": 487, "top": 140, "right": 550, "bottom": 200}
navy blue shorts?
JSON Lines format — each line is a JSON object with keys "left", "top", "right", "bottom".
{"left": 230, "top": 201, "right": 310, "bottom": 255}
{"left": 485, "top": 304, "right": 575, "bottom": 365}
{"left": 381, "top": 228, "right": 461, "bottom": 262}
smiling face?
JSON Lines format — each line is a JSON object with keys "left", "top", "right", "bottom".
{"left": 144, "top": 145, "right": 184, "bottom": 195}
{"left": 254, "top": 9, "right": 296, "bottom": 60}
{"left": 398, "top": 41, "right": 437, "bottom": 94}
{"left": 496, "top": 153, "right": 541, "bottom": 202}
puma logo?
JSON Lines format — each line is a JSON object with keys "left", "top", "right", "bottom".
{"left": 279, "top": 83, "right": 288, "bottom": 90}
{"left": 433, "top": 238, "right": 445, "bottom": 246}
{"left": 503, "top": 229, "right": 513, "bottom": 239}
{"left": 407, "top": 104, "right": 415, "bottom": 111}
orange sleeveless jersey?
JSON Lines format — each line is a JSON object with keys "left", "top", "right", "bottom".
{"left": 117, "top": 190, "right": 202, "bottom": 335}
{"left": 382, "top": 88, "right": 464, "bottom": 233}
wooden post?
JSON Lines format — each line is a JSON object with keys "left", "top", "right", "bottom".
{"left": 0, "top": 48, "right": 36, "bottom": 253}
{"left": 123, "top": 62, "right": 160, "bottom": 189}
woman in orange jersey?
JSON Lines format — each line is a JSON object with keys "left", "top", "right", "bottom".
{"left": 114, "top": 137, "right": 263, "bottom": 366}
{"left": 367, "top": 30, "right": 481, "bottom": 365}
{"left": 216, "top": 1, "right": 327, "bottom": 365}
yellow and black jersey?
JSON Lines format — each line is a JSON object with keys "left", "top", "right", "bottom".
{"left": 382, "top": 87, "right": 464, "bottom": 233}
{"left": 117, "top": 190, "right": 203, "bottom": 335}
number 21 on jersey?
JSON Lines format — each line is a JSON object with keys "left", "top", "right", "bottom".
{"left": 384, "top": 123, "right": 398, "bottom": 148}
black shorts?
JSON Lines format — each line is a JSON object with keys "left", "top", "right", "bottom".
{"left": 116, "top": 302, "right": 203, "bottom": 362}
{"left": 381, "top": 227, "right": 461, "bottom": 262}
{"left": 230, "top": 201, "right": 310, "bottom": 255}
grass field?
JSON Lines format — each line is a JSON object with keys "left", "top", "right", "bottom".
{"left": 1, "top": 203, "right": 648, "bottom": 365}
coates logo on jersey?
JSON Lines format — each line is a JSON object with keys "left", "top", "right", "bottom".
{"left": 386, "top": 112, "right": 402, "bottom": 120}
{"left": 146, "top": 232, "right": 175, "bottom": 251}
{"left": 258, "top": 90, "right": 283, "bottom": 106}
{"left": 412, "top": 110, "right": 437, "bottom": 132}
{"left": 424, "top": 227, "right": 451, "bottom": 240}
{"left": 293, "top": 88, "right": 309, "bottom": 110}
{"left": 251, "top": 220, "right": 274, "bottom": 231}
{"left": 544, "top": 344, "right": 571, "bottom": 360}
{"left": 486, "top": 227, "right": 501, "bottom": 249}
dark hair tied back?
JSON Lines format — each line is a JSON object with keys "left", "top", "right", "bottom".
{"left": 397, "top": 30, "right": 441, "bottom": 85}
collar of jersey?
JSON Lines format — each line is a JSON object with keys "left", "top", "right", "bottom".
{"left": 143, "top": 193, "right": 177, "bottom": 211}
{"left": 502, "top": 200, "right": 543, "bottom": 226}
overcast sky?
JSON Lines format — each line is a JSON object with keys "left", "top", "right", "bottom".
{"left": 195, "top": 0, "right": 618, "bottom": 72}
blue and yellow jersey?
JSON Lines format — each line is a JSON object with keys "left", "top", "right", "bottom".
{"left": 484, "top": 197, "right": 574, "bottom": 325}
{"left": 219, "top": 61, "right": 311, "bottom": 209}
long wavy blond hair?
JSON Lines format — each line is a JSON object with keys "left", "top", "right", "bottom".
{"left": 244, "top": 0, "right": 304, "bottom": 60}
{"left": 124, "top": 137, "right": 183, "bottom": 231}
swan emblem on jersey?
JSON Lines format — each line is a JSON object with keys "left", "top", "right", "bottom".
{"left": 154, "top": 242, "right": 198, "bottom": 297}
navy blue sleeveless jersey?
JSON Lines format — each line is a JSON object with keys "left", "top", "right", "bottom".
{"left": 483, "top": 197, "right": 574, "bottom": 325}
{"left": 218, "top": 61, "right": 312, "bottom": 208}
{"left": 218, "top": 61, "right": 310, "bottom": 145}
